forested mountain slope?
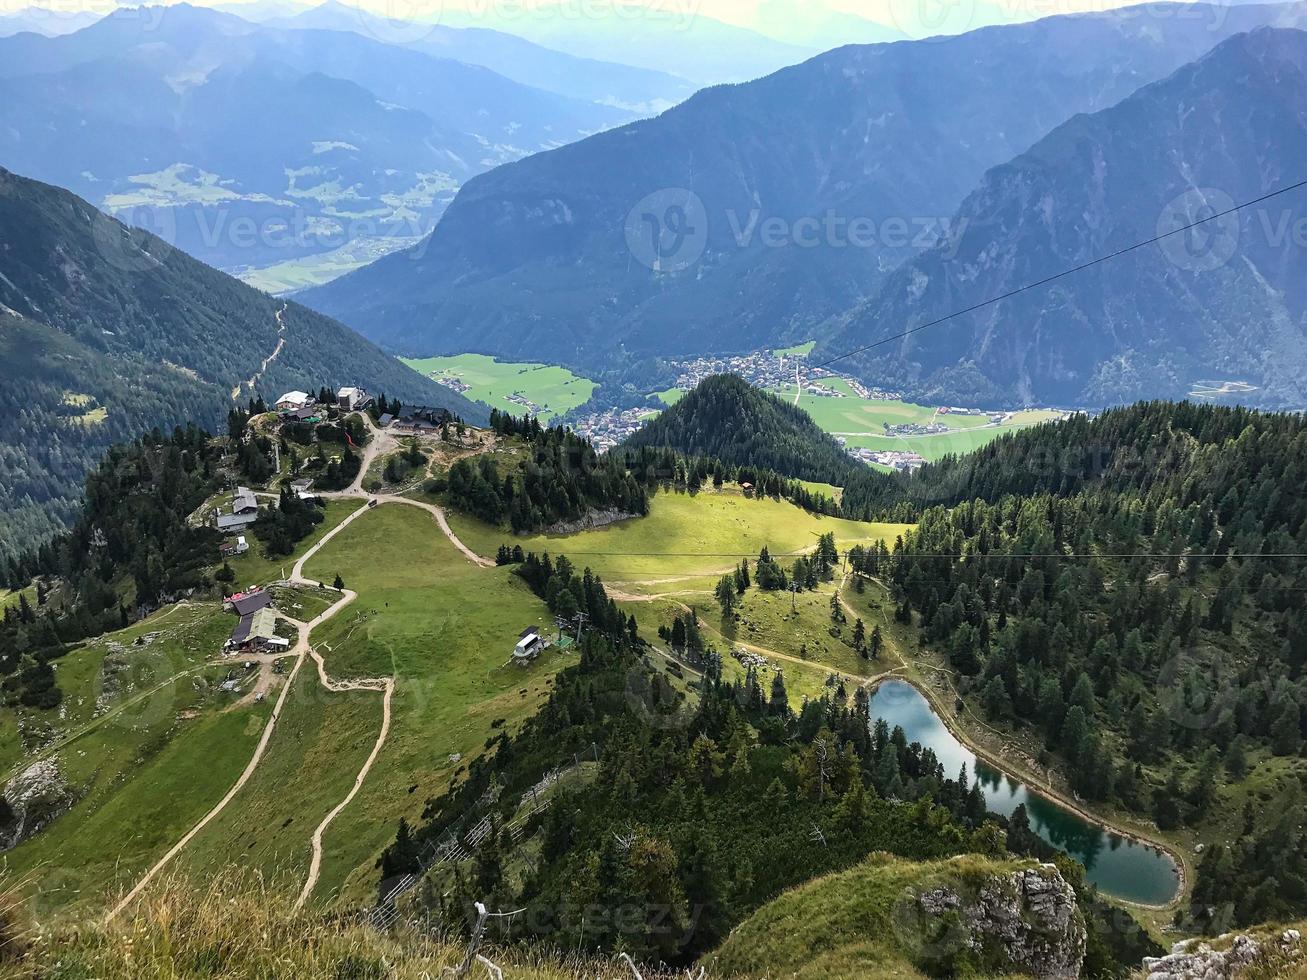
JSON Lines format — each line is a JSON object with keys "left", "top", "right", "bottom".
{"left": 880, "top": 400, "right": 1307, "bottom": 929}
{"left": 621, "top": 375, "right": 865, "bottom": 486}
{"left": 824, "top": 27, "right": 1307, "bottom": 408}
{"left": 0, "top": 167, "right": 483, "bottom": 561}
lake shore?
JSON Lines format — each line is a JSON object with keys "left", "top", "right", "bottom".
{"left": 871, "top": 668, "right": 1190, "bottom": 911}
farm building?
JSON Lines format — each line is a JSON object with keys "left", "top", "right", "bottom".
{"left": 226, "top": 606, "right": 288, "bottom": 652}
{"left": 337, "top": 387, "right": 370, "bottom": 411}
{"left": 220, "top": 535, "right": 250, "bottom": 558}
{"left": 513, "top": 626, "right": 545, "bottom": 664}
{"left": 276, "top": 391, "right": 314, "bottom": 411}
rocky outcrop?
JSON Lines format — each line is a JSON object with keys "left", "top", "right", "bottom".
{"left": 543, "top": 509, "right": 637, "bottom": 535}
{"left": 0, "top": 757, "right": 74, "bottom": 851}
{"left": 899, "top": 863, "right": 1086, "bottom": 978}
{"left": 1143, "top": 928, "right": 1302, "bottom": 979}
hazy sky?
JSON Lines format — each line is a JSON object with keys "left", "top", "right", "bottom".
{"left": 2, "top": 0, "right": 1178, "bottom": 46}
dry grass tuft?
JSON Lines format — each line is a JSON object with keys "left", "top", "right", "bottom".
{"left": 0, "top": 869, "right": 689, "bottom": 979}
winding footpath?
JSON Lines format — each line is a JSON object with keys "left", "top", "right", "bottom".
{"left": 108, "top": 456, "right": 505, "bottom": 921}
{"left": 230, "top": 303, "right": 288, "bottom": 401}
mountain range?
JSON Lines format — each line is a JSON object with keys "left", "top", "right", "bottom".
{"left": 302, "top": 0, "right": 1307, "bottom": 398}
{"left": 263, "top": 0, "right": 695, "bottom": 110}
{"left": 0, "top": 165, "right": 483, "bottom": 560}
{"left": 0, "top": 3, "right": 668, "bottom": 284}
{"left": 822, "top": 25, "right": 1307, "bottom": 407}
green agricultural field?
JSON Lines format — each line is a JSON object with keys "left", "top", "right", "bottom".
{"left": 446, "top": 487, "right": 911, "bottom": 583}
{"left": 268, "top": 583, "right": 341, "bottom": 623}
{"left": 722, "top": 586, "right": 871, "bottom": 679}
{"left": 401, "top": 353, "right": 596, "bottom": 423}
{"left": 288, "top": 503, "right": 569, "bottom": 904}
{"left": 768, "top": 382, "right": 1063, "bottom": 463}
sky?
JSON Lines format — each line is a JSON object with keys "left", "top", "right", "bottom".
{"left": 0, "top": 0, "right": 1194, "bottom": 48}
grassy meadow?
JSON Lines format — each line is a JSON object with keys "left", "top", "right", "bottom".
{"left": 447, "top": 486, "right": 911, "bottom": 583}
{"left": 766, "top": 379, "right": 1063, "bottom": 462}
{"left": 401, "top": 353, "right": 596, "bottom": 423}
{"left": 287, "top": 503, "right": 571, "bottom": 903}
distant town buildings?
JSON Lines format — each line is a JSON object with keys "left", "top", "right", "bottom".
{"left": 434, "top": 375, "right": 472, "bottom": 395}
{"left": 667, "top": 349, "right": 903, "bottom": 403}
{"left": 570, "top": 407, "right": 654, "bottom": 451}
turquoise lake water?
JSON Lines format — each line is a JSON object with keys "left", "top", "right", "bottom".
{"left": 868, "top": 679, "right": 1181, "bottom": 905}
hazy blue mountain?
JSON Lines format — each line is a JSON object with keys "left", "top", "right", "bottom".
{"left": 268, "top": 0, "right": 695, "bottom": 110}
{"left": 0, "top": 165, "right": 484, "bottom": 554}
{"left": 0, "top": 4, "right": 634, "bottom": 279}
{"left": 303, "top": 2, "right": 1307, "bottom": 371}
{"left": 0, "top": 6, "right": 100, "bottom": 37}
{"left": 820, "top": 27, "right": 1307, "bottom": 409}
{"left": 436, "top": 6, "right": 816, "bottom": 85}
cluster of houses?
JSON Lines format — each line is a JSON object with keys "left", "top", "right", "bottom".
{"left": 222, "top": 587, "right": 290, "bottom": 653}
{"left": 275, "top": 386, "right": 372, "bottom": 420}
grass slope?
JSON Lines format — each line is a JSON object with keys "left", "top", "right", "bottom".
{"left": 447, "top": 487, "right": 911, "bottom": 582}
{"left": 708, "top": 853, "right": 1044, "bottom": 980}
{"left": 402, "top": 353, "right": 596, "bottom": 423}
{"left": 284, "top": 503, "right": 568, "bottom": 903}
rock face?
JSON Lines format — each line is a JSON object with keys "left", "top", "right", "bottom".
{"left": 0, "top": 757, "right": 74, "bottom": 850}
{"left": 543, "top": 509, "right": 637, "bottom": 535}
{"left": 1144, "top": 928, "right": 1302, "bottom": 979}
{"left": 900, "top": 863, "right": 1086, "bottom": 978}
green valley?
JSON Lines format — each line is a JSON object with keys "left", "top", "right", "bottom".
{"left": 402, "top": 354, "right": 596, "bottom": 423}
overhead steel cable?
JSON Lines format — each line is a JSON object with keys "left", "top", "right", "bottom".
{"left": 810, "top": 178, "right": 1307, "bottom": 371}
